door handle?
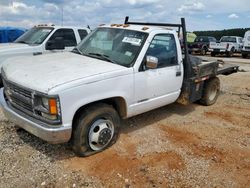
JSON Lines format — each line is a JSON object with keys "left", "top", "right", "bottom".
{"left": 176, "top": 71, "right": 181, "bottom": 77}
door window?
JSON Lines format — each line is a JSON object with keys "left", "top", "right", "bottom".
{"left": 78, "top": 29, "right": 88, "bottom": 40}
{"left": 49, "top": 29, "right": 77, "bottom": 47}
{"left": 145, "top": 34, "right": 178, "bottom": 68}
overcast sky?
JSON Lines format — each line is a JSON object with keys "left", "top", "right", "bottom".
{"left": 0, "top": 0, "right": 249, "bottom": 31}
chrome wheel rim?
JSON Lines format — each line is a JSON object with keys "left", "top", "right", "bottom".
{"left": 88, "top": 119, "right": 114, "bottom": 151}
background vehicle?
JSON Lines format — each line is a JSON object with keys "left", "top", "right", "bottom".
{"left": 180, "top": 32, "right": 196, "bottom": 54}
{"left": 189, "top": 36, "right": 217, "bottom": 55}
{"left": 209, "top": 36, "right": 243, "bottom": 57}
{"left": 0, "top": 27, "right": 27, "bottom": 43}
{"left": 0, "top": 17, "right": 238, "bottom": 157}
{"left": 242, "top": 30, "right": 250, "bottom": 58}
{"left": 0, "top": 24, "right": 90, "bottom": 85}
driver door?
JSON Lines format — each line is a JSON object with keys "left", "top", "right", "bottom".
{"left": 132, "top": 34, "right": 183, "bottom": 114}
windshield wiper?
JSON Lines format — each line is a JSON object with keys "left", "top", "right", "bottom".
{"left": 88, "top": 53, "right": 117, "bottom": 64}
{"left": 72, "top": 47, "right": 83, "bottom": 55}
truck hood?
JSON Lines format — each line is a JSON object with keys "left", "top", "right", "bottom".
{"left": 0, "top": 43, "right": 32, "bottom": 53}
{"left": 2, "top": 52, "right": 129, "bottom": 93}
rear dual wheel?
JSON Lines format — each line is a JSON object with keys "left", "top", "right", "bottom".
{"left": 72, "top": 103, "right": 120, "bottom": 157}
{"left": 200, "top": 77, "right": 220, "bottom": 106}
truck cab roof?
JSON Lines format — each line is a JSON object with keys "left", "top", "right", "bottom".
{"left": 99, "top": 24, "right": 176, "bottom": 34}
{"left": 34, "top": 24, "right": 90, "bottom": 31}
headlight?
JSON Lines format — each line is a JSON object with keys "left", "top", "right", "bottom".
{"left": 42, "top": 97, "right": 49, "bottom": 109}
{"left": 41, "top": 97, "right": 58, "bottom": 115}
{"left": 33, "top": 94, "right": 61, "bottom": 124}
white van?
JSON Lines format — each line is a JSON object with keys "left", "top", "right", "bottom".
{"left": 242, "top": 30, "right": 250, "bottom": 58}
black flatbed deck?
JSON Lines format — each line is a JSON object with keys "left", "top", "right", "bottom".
{"left": 189, "top": 55, "right": 239, "bottom": 78}
{"left": 217, "top": 63, "right": 239, "bottom": 75}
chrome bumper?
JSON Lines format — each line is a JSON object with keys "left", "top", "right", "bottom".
{"left": 0, "top": 89, "right": 71, "bottom": 144}
{"left": 210, "top": 49, "right": 226, "bottom": 52}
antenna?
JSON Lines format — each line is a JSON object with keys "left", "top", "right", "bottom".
{"left": 61, "top": 6, "right": 64, "bottom": 26}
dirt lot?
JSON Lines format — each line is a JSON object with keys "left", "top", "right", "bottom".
{"left": 0, "top": 61, "right": 250, "bottom": 188}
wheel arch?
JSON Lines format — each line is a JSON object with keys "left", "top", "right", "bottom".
{"left": 72, "top": 97, "right": 127, "bottom": 129}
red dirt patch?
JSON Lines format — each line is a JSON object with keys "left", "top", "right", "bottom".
{"left": 159, "top": 125, "right": 201, "bottom": 145}
{"left": 205, "top": 111, "right": 237, "bottom": 124}
{"left": 159, "top": 124, "right": 250, "bottom": 187}
{"left": 204, "top": 109, "right": 250, "bottom": 127}
{"left": 159, "top": 125, "right": 225, "bottom": 162}
{"left": 65, "top": 134, "right": 185, "bottom": 187}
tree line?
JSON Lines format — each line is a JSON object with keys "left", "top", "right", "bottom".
{"left": 193, "top": 28, "right": 250, "bottom": 40}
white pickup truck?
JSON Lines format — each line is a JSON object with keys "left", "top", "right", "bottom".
{"left": 0, "top": 25, "right": 90, "bottom": 85}
{"left": 242, "top": 30, "right": 250, "bottom": 58}
{"left": 0, "top": 17, "right": 238, "bottom": 156}
{"left": 209, "top": 36, "right": 243, "bottom": 57}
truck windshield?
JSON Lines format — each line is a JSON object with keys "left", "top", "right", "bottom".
{"left": 220, "top": 37, "right": 236, "bottom": 43}
{"left": 15, "top": 27, "right": 53, "bottom": 45}
{"left": 76, "top": 27, "right": 148, "bottom": 67}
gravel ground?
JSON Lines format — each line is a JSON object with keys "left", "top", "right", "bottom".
{"left": 0, "top": 61, "right": 249, "bottom": 188}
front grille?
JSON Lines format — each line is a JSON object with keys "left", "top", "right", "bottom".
{"left": 245, "top": 46, "right": 250, "bottom": 50}
{"left": 2, "top": 72, "right": 62, "bottom": 125}
{"left": 3, "top": 77, "right": 33, "bottom": 114}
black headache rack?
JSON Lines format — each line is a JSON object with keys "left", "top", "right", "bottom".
{"left": 124, "top": 17, "right": 239, "bottom": 105}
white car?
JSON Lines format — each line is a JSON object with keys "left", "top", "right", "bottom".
{"left": 0, "top": 25, "right": 90, "bottom": 85}
{"left": 0, "top": 17, "right": 238, "bottom": 156}
{"left": 242, "top": 30, "right": 250, "bottom": 58}
{"left": 209, "top": 36, "right": 243, "bottom": 57}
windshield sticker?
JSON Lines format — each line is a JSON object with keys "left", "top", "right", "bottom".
{"left": 122, "top": 37, "right": 142, "bottom": 46}
{"left": 125, "top": 51, "right": 132, "bottom": 56}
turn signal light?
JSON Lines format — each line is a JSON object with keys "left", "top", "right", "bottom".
{"left": 49, "top": 99, "right": 58, "bottom": 115}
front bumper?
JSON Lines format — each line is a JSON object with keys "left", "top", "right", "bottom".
{"left": 210, "top": 49, "right": 226, "bottom": 53}
{"left": 242, "top": 50, "right": 250, "bottom": 54}
{"left": 0, "top": 89, "right": 71, "bottom": 144}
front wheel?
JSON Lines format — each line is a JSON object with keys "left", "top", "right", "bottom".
{"left": 201, "top": 47, "right": 207, "bottom": 56}
{"left": 72, "top": 103, "right": 120, "bottom": 157}
{"left": 199, "top": 77, "right": 220, "bottom": 106}
{"left": 226, "top": 48, "right": 234, "bottom": 57}
{"left": 242, "top": 53, "right": 248, "bottom": 58}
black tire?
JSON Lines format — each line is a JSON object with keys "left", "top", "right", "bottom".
{"left": 72, "top": 103, "right": 120, "bottom": 157}
{"left": 200, "top": 77, "right": 220, "bottom": 106}
{"left": 242, "top": 53, "right": 247, "bottom": 58}
{"left": 211, "top": 52, "right": 216, "bottom": 57}
{"left": 201, "top": 47, "right": 207, "bottom": 56}
{"left": 226, "top": 48, "right": 234, "bottom": 57}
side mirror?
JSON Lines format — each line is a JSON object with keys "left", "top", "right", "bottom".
{"left": 146, "top": 56, "right": 158, "bottom": 69}
{"left": 46, "top": 37, "right": 65, "bottom": 50}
